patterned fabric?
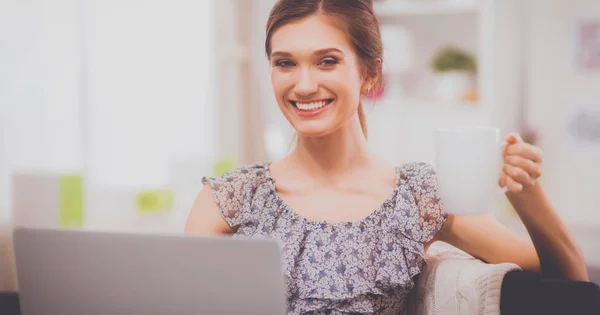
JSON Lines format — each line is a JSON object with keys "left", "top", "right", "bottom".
{"left": 202, "top": 162, "right": 448, "bottom": 314}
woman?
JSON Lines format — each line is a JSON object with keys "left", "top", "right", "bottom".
{"left": 186, "top": 0, "right": 589, "bottom": 313}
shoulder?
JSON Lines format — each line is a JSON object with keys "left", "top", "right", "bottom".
{"left": 397, "top": 162, "right": 441, "bottom": 200}
{"left": 193, "top": 162, "right": 271, "bottom": 230}
{"left": 202, "top": 162, "right": 270, "bottom": 188}
{"left": 398, "top": 162, "right": 437, "bottom": 181}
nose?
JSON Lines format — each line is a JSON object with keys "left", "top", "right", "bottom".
{"left": 294, "top": 67, "right": 318, "bottom": 97}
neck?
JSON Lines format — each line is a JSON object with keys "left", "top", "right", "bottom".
{"left": 290, "top": 117, "right": 372, "bottom": 179}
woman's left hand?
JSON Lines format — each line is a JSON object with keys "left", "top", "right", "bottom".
{"left": 499, "top": 132, "right": 544, "bottom": 193}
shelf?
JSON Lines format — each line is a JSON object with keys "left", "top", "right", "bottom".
{"left": 373, "top": 0, "right": 479, "bottom": 18}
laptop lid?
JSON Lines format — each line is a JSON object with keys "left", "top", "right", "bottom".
{"left": 13, "top": 227, "right": 287, "bottom": 315}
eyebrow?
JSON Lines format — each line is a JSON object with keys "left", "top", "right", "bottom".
{"left": 270, "top": 48, "right": 345, "bottom": 59}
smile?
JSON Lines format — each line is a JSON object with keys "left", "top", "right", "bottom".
{"left": 289, "top": 99, "right": 334, "bottom": 111}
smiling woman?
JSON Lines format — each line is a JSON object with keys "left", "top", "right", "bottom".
{"left": 186, "top": 0, "right": 589, "bottom": 314}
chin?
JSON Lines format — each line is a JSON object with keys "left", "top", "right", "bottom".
{"left": 293, "top": 121, "right": 337, "bottom": 138}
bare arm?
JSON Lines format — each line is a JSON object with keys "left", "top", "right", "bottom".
{"left": 433, "top": 213, "right": 541, "bottom": 273}
{"left": 184, "top": 184, "right": 234, "bottom": 236}
{"left": 505, "top": 182, "right": 588, "bottom": 281}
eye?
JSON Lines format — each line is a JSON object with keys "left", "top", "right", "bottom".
{"left": 318, "top": 57, "right": 338, "bottom": 67}
{"left": 274, "top": 60, "right": 295, "bottom": 68}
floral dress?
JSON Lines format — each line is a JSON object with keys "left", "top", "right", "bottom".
{"left": 202, "top": 162, "right": 448, "bottom": 314}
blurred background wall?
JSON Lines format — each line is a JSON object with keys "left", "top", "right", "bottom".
{"left": 1, "top": 0, "right": 599, "bottom": 288}
{"left": 526, "top": 0, "right": 600, "bottom": 227}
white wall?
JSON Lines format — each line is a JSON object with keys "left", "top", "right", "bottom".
{"left": 0, "top": 0, "right": 217, "bottom": 229}
{"left": 0, "top": 0, "right": 83, "bottom": 173}
{"left": 526, "top": 0, "right": 600, "bottom": 225}
{"left": 85, "top": 0, "right": 216, "bottom": 190}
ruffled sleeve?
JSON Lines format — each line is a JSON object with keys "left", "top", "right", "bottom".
{"left": 403, "top": 162, "right": 448, "bottom": 243}
{"left": 201, "top": 164, "right": 266, "bottom": 228}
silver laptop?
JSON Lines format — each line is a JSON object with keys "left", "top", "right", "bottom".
{"left": 13, "top": 227, "right": 287, "bottom": 315}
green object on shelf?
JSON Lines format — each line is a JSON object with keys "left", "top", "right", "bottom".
{"left": 431, "top": 45, "right": 477, "bottom": 74}
{"left": 213, "top": 158, "right": 235, "bottom": 177}
{"left": 59, "top": 175, "right": 84, "bottom": 228}
{"left": 136, "top": 190, "right": 173, "bottom": 213}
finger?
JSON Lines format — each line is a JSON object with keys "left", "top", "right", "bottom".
{"left": 503, "top": 163, "right": 534, "bottom": 186}
{"left": 502, "top": 133, "right": 521, "bottom": 157}
{"left": 506, "top": 174, "right": 523, "bottom": 193}
{"left": 506, "top": 143, "right": 544, "bottom": 163}
{"left": 498, "top": 171, "right": 507, "bottom": 188}
{"left": 504, "top": 132, "right": 523, "bottom": 145}
{"left": 505, "top": 155, "right": 542, "bottom": 179}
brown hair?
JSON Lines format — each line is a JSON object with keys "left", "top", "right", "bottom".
{"left": 265, "top": 0, "right": 383, "bottom": 139}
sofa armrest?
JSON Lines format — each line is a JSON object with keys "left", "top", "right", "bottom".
{"left": 410, "top": 242, "right": 521, "bottom": 315}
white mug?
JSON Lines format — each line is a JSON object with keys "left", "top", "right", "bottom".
{"left": 435, "top": 127, "right": 505, "bottom": 214}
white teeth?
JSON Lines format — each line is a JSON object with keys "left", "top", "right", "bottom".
{"left": 295, "top": 100, "right": 329, "bottom": 111}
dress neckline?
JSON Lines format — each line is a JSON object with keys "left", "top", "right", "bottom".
{"left": 262, "top": 162, "right": 402, "bottom": 229}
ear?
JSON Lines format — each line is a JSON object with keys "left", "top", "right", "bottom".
{"left": 361, "top": 81, "right": 373, "bottom": 95}
{"left": 361, "top": 59, "right": 382, "bottom": 95}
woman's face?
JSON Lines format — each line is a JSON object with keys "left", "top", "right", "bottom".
{"left": 269, "top": 14, "right": 368, "bottom": 138}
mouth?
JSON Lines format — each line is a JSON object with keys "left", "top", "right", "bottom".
{"left": 289, "top": 99, "right": 334, "bottom": 112}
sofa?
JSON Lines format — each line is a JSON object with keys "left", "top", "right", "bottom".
{"left": 411, "top": 241, "right": 600, "bottom": 315}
